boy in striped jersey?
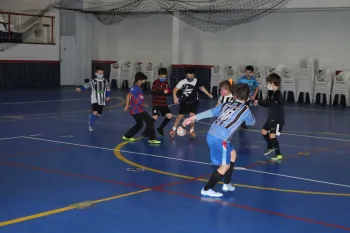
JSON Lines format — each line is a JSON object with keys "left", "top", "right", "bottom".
{"left": 216, "top": 80, "right": 235, "bottom": 106}
{"left": 150, "top": 68, "right": 173, "bottom": 136}
{"left": 76, "top": 67, "right": 111, "bottom": 132}
{"left": 183, "top": 84, "right": 255, "bottom": 197}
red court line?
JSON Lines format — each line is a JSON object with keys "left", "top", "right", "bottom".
{"left": 1, "top": 160, "right": 350, "bottom": 231}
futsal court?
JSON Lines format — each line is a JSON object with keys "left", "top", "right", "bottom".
{"left": 0, "top": 88, "right": 349, "bottom": 233}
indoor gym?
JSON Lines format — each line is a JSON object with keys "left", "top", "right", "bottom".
{"left": 1, "top": 0, "right": 350, "bottom": 233}
{"left": 0, "top": 88, "right": 349, "bottom": 233}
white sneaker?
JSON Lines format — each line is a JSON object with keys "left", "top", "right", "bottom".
{"left": 222, "top": 183, "right": 235, "bottom": 192}
{"left": 201, "top": 188, "right": 223, "bottom": 197}
{"left": 88, "top": 126, "right": 94, "bottom": 132}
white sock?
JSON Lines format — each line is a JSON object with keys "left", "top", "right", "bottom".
{"left": 172, "top": 127, "right": 177, "bottom": 131}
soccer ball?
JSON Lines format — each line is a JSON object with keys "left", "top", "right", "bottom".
{"left": 176, "top": 127, "right": 187, "bottom": 136}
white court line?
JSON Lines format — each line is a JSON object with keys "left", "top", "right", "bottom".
{"left": 244, "top": 168, "right": 350, "bottom": 188}
{"left": 20, "top": 136, "right": 350, "bottom": 188}
{"left": 0, "top": 98, "right": 89, "bottom": 105}
{"left": 0, "top": 136, "right": 24, "bottom": 141}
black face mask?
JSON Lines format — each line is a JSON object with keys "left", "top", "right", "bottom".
{"left": 186, "top": 78, "right": 194, "bottom": 82}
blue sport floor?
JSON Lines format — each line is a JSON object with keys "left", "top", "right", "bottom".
{"left": 0, "top": 88, "right": 350, "bottom": 233}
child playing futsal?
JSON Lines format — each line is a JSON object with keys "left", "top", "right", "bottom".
{"left": 183, "top": 84, "right": 255, "bottom": 197}
{"left": 237, "top": 65, "right": 259, "bottom": 106}
{"left": 171, "top": 67, "right": 213, "bottom": 138}
{"left": 150, "top": 68, "right": 173, "bottom": 136}
{"left": 76, "top": 67, "right": 111, "bottom": 132}
{"left": 123, "top": 72, "right": 161, "bottom": 144}
{"left": 258, "top": 73, "right": 284, "bottom": 161}
{"left": 216, "top": 79, "right": 235, "bottom": 106}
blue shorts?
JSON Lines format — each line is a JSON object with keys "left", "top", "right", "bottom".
{"left": 206, "top": 133, "right": 234, "bottom": 166}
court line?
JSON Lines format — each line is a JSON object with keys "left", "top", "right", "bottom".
{"left": 0, "top": 98, "right": 90, "bottom": 105}
{"left": 1, "top": 139, "right": 349, "bottom": 229}
{"left": 0, "top": 189, "right": 151, "bottom": 227}
{"left": 42, "top": 116, "right": 350, "bottom": 154}
{"left": 16, "top": 136, "right": 349, "bottom": 196}
{"left": 0, "top": 97, "right": 125, "bottom": 119}
{"left": 113, "top": 141, "right": 350, "bottom": 231}
{"left": 0, "top": 136, "right": 23, "bottom": 141}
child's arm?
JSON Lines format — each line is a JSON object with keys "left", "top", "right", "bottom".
{"left": 258, "top": 90, "right": 282, "bottom": 107}
{"left": 243, "top": 109, "right": 256, "bottom": 126}
{"left": 199, "top": 86, "right": 213, "bottom": 99}
{"left": 183, "top": 104, "right": 223, "bottom": 126}
{"left": 252, "top": 79, "right": 259, "bottom": 100}
{"left": 76, "top": 81, "right": 91, "bottom": 92}
{"left": 105, "top": 81, "right": 111, "bottom": 101}
{"left": 173, "top": 80, "right": 185, "bottom": 104}
{"left": 123, "top": 92, "right": 131, "bottom": 112}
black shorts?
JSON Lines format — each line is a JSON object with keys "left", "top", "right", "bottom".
{"left": 152, "top": 106, "right": 171, "bottom": 116}
{"left": 178, "top": 100, "right": 198, "bottom": 115}
{"left": 263, "top": 120, "right": 284, "bottom": 134}
{"left": 92, "top": 103, "right": 104, "bottom": 115}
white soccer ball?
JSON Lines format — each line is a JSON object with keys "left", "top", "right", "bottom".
{"left": 176, "top": 127, "right": 187, "bottom": 136}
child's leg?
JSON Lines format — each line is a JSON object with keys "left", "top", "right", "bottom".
{"left": 123, "top": 113, "right": 144, "bottom": 139}
{"left": 223, "top": 149, "right": 236, "bottom": 185}
{"left": 88, "top": 104, "right": 103, "bottom": 131}
{"left": 203, "top": 164, "right": 230, "bottom": 193}
{"left": 188, "top": 101, "right": 198, "bottom": 137}
{"left": 143, "top": 112, "right": 159, "bottom": 142}
{"left": 157, "top": 112, "right": 172, "bottom": 136}
{"left": 261, "top": 129, "right": 271, "bottom": 149}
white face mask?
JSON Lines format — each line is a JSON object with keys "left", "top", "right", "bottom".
{"left": 95, "top": 74, "right": 103, "bottom": 79}
{"left": 267, "top": 84, "right": 274, "bottom": 91}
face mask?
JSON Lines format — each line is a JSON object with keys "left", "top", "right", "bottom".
{"left": 246, "top": 74, "right": 252, "bottom": 79}
{"left": 95, "top": 74, "right": 103, "bottom": 79}
{"left": 220, "top": 89, "right": 229, "bottom": 96}
{"left": 186, "top": 78, "right": 194, "bottom": 82}
{"left": 267, "top": 84, "right": 274, "bottom": 91}
{"left": 159, "top": 77, "right": 167, "bottom": 82}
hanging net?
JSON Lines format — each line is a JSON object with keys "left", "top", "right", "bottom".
{"left": 55, "top": 0, "right": 290, "bottom": 32}
{"left": 0, "top": 0, "right": 61, "bottom": 51}
{"left": 1, "top": 0, "right": 290, "bottom": 52}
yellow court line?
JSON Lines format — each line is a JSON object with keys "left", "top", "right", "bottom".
{"left": 0, "top": 97, "right": 125, "bottom": 119}
{"left": 114, "top": 140, "right": 350, "bottom": 197}
{"left": 0, "top": 189, "right": 150, "bottom": 227}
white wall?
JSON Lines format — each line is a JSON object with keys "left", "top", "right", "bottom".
{"left": 181, "top": 10, "right": 350, "bottom": 70}
{"left": 284, "top": 0, "right": 350, "bottom": 9}
{"left": 92, "top": 15, "right": 173, "bottom": 64}
{"left": 0, "top": 10, "right": 60, "bottom": 60}
{"left": 92, "top": 10, "right": 350, "bottom": 70}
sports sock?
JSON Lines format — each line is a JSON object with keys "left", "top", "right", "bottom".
{"left": 204, "top": 170, "right": 223, "bottom": 191}
{"left": 89, "top": 114, "right": 98, "bottom": 126}
{"left": 224, "top": 162, "right": 235, "bottom": 184}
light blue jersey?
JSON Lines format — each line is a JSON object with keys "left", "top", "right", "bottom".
{"left": 196, "top": 101, "right": 255, "bottom": 141}
{"left": 237, "top": 76, "right": 259, "bottom": 97}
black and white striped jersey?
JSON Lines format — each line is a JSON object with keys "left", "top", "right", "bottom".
{"left": 84, "top": 78, "right": 111, "bottom": 106}
{"left": 217, "top": 94, "right": 234, "bottom": 105}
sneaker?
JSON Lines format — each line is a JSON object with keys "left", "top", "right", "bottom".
{"left": 148, "top": 140, "right": 161, "bottom": 144}
{"left": 189, "top": 131, "right": 196, "bottom": 138}
{"left": 122, "top": 136, "right": 135, "bottom": 141}
{"left": 201, "top": 188, "right": 223, "bottom": 197}
{"left": 271, "top": 154, "right": 283, "bottom": 161}
{"left": 157, "top": 127, "right": 164, "bottom": 136}
{"left": 263, "top": 148, "right": 276, "bottom": 156}
{"left": 88, "top": 126, "right": 94, "bottom": 132}
{"left": 222, "top": 183, "right": 235, "bottom": 192}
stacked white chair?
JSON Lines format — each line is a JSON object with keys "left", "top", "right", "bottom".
{"left": 295, "top": 68, "right": 315, "bottom": 103}
{"left": 210, "top": 65, "right": 223, "bottom": 95}
{"left": 331, "top": 71, "right": 350, "bottom": 106}
{"left": 138, "top": 62, "right": 154, "bottom": 90}
{"left": 275, "top": 64, "right": 298, "bottom": 102}
{"left": 109, "top": 62, "right": 121, "bottom": 88}
{"left": 120, "top": 61, "right": 134, "bottom": 89}
{"left": 254, "top": 66, "right": 268, "bottom": 100}
{"left": 313, "top": 69, "right": 335, "bottom": 105}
